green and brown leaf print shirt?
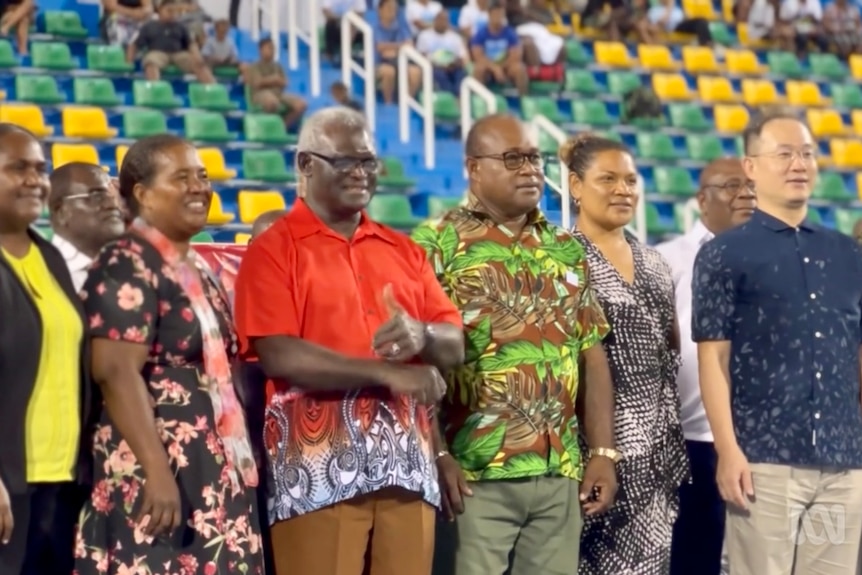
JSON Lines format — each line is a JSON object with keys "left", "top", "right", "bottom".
{"left": 411, "top": 205, "right": 610, "bottom": 482}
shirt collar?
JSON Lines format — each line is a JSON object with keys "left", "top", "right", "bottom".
{"left": 51, "top": 233, "right": 93, "bottom": 271}
{"left": 752, "top": 209, "right": 817, "bottom": 233}
{"left": 687, "top": 219, "right": 714, "bottom": 246}
{"left": 461, "top": 192, "right": 548, "bottom": 233}
{"left": 286, "top": 198, "right": 397, "bottom": 244}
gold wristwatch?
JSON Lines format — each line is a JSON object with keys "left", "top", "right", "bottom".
{"left": 589, "top": 447, "right": 623, "bottom": 463}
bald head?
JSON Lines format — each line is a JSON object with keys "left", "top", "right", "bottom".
{"left": 699, "top": 158, "right": 744, "bottom": 190}
{"left": 49, "top": 162, "right": 107, "bottom": 215}
{"left": 465, "top": 114, "right": 526, "bottom": 157}
{"left": 251, "top": 209, "right": 287, "bottom": 240}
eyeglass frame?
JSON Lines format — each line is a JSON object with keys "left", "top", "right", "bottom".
{"left": 62, "top": 189, "right": 119, "bottom": 207}
{"left": 747, "top": 148, "right": 818, "bottom": 168}
{"left": 469, "top": 150, "right": 545, "bottom": 171}
{"left": 305, "top": 151, "right": 384, "bottom": 174}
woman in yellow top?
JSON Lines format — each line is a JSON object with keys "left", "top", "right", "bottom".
{"left": 0, "top": 123, "right": 94, "bottom": 574}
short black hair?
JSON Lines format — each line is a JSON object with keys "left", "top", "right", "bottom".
{"left": 48, "top": 162, "right": 104, "bottom": 213}
{"left": 258, "top": 37, "right": 273, "bottom": 49}
{"left": 558, "top": 132, "right": 631, "bottom": 180}
{"left": 742, "top": 111, "right": 809, "bottom": 155}
{"left": 118, "top": 134, "right": 187, "bottom": 217}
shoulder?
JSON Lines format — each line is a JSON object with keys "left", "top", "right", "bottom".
{"left": 653, "top": 234, "right": 686, "bottom": 258}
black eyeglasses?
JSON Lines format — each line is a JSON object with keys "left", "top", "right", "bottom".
{"left": 307, "top": 151, "right": 383, "bottom": 174}
{"left": 471, "top": 151, "right": 544, "bottom": 171}
{"left": 63, "top": 189, "right": 118, "bottom": 207}
{"left": 703, "top": 180, "right": 751, "bottom": 195}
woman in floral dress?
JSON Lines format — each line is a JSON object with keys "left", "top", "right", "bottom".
{"left": 73, "top": 134, "right": 264, "bottom": 575}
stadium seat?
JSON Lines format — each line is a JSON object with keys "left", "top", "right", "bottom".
{"left": 607, "top": 71, "right": 641, "bottom": 96}
{"left": 571, "top": 100, "right": 613, "bottom": 127}
{"left": 654, "top": 166, "right": 696, "bottom": 195}
{"left": 62, "top": 107, "right": 117, "bottom": 139}
{"left": 86, "top": 44, "right": 134, "bottom": 73}
{"left": 668, "top": 103, "right": 710, "bottom": 131}
{"left": 521, "top": 96, "right": 564, "bottom": 122}
{"left": 594, "top": 41, "right": 632, "bottom": 67}
{"left": 812, "top": 171, "right": 850, "bottom": 200}
{"left": 15, "top": 75, "right": 63, "bottom": 104}
{"left": 52, "top": 143, "right": 99, "bottom": 168}
{"left": 713, "top": 104, "right": 750, "bottom": 132}
{"left": 242, "top": 149, "right": 292, "bottom": 182}
{"left": 133, "top": 80, "right": 182, "bottom": 108}
{"left": 367, "top": 195, "right": 423, "bottom": 229}
{"left": 564, "top": 69, "right": 600, "bottom": 95}
{"left": 829, "top": 139, "right": 862, "bottom": 169}
{"left": 682, "top": 0, "right": 717, "bottom": 19}
{"left": 850, "top": 55, "right": 862, "bottom": 81}
{"left": 725, "top": 49, "right": 766, "bottom": 75}
{"left": 427, "top": 196, "right": 463, "bottom": 218}
{"left": 238, "top": 190, "right": 287, "bottom": 223}
{"left": 766, "top": 51, "right": 804, "bottom": 78}
{"left": 856, "top": 174, "right": 862, "bottom": 200}
{"left": 429, "top": 91, "right": 459, "bottom": 121}
{"left": 809, "top": 53, "right": 846, "bottom": 81}
{"left": 737, "top": 23, "right": 769, "bottom": 48}
{"left": 851, "top": 111, "right": 862, "bottom": 136}
{"left": 243, "top": 113, "right": 296, "bottom": 144}
{"left": 123, "top": 109, "right": 168, "bottom": 138}
{"left": 207, "top": 191, "right": 235, "bottom": 224}
{"left": 646, "top": 202, "right": 675, "bottom": 234}
{"left": 834, "top": 208, "right": 862, "bottom": 234}
{"left": 185, "top": 111, "right": 236, "bottom": 142}
{"left": 191, "top": 231, "right": 214, "bottom": 243}
{"left": 0, "top": 39, "right": 16, "bottom": 67}
{"left": 235, "top": 233, "right": 251, "bottom": 244}
{"left": 652, "top": 73, "right": 692, "bottom": 100}
{"left": 686, "top": 134, "right": 724, "bottom": 162}
{"left": 708, "top": 21, "right": 735, "bottom": 45}
{"left": 681, "top": 46, "right": 720, "bottom": 73}
{"left": 741, "top": 79, "right": 780, "bottom": 106}
{"left": 538, "top": 131, "right": 559, "bottom": 155}
{"left": 697, "top": 76, "right": 737, "bottom": 102}
{"left": 637, "top": 44, "right": 677, "bottom": 70}
{"left": 115, "top": 145, "right": 128, "bottom": 168}
{"left": 73, "top": 77, "right": 121, "bottom": 107}
{"left": 785, "top": 81, "right": 826, "bottom": 107}
{"left": 379, "top": 157, "right": 417, "bottom": 189}
{"left": 807, "top": 109, "right": 846, "bottom": 137}
{"left": 188, "top": 83, "right": 238, "bottom": 111}
{"left": 198, "top": 148, "right": 237, "bottom": 180}
{"left": 807, "top": 208, "right": 823, "bottom": 225}
{"left": 31, "top": 42, "right": 75, "bottom": 70}
{"left": 44, "top": 10, "right": 88, "bottom": 37}
{"left": 0, "top": 104, "right": 53, "bottom": 136}
{"left": 831, "top": 83, "right": 862, "bottom": 109}
{"left": 636, "top": 132, "right": 677, "bottom": 161}
{"left": 471, "top": 93, "right": 509, "bottom": 118}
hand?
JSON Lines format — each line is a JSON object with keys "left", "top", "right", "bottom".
{"left": 137, "top": 467, "right": 182, "bottom": 538}
{"left": 490, "top": 64, "right": 506, "bottom": 83}
{"left": 380, "top": 363, "right": 446, "bottom": 405}
{"left": 372, "top": 284, "right": 427, "bottom": 361}
{"left": 0, "top": 477, "right": 13, "bottom": 544}
{"left": 437, "top": 453, "right": 472, "bottom": 521}
{"left": 579, "top": 456, "right": 618, "bottom": 516}
{"left": 716, "top": 444, "right": 753, "bottom": 510}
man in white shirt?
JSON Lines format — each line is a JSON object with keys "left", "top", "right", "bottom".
{"left": 655, "top": 158, "right": 756, "bottom": 575}
{"left": 48, "top": 163, "right": 126, "bottom": 291}
{"left": 458, "top": 0, "right": 489, "bottom": 37}
{"left": 406, "top": 0, "right": 444, "bottom": 36}
{"left": 416, "top": 11, "right": 468, "bottom": 93}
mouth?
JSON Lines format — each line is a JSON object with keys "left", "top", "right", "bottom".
{"left": 786, "top": 178, "right": 809, "bottom": 186}
{"left": 516, "top": 182, "right": 542, "bottom": 194}
{"left": 102, "top": 208, "right": 124, "bottom": 221}
{"left": 185, "top": 198, "right": 210, "bottom": 215}
{"left": 610, "top": 203, "right": 633, "bottom": 209}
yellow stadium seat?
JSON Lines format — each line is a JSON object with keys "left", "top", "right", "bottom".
{"left": 714, "top": 105, "right": 750, "bottom": 132}
{"left": 197, "top": 147, "right": 237, "bottom": 180}
{"left": 594, "top": 41, "right": 632, "bottom": 67}
{"left": 235, "top": 232, "right": 251, "bottom": 245}
{"left": 737, "top": 23, "right": 769, "bottom": 48}
{"left": 0, "top": 104, "right": 53, "bottom": 137}
{"left": 725, "top": 49, "right": 766, "bottom": 75}
{"left": 856, "top": 173, "right": 862, "bottom": 200}
{"left": 722, "top": 0, "right": 734, "bottom": 20}
{"left": 785, "top": 81, "right": 825, "bottom": 107}
{"left": 851, "top": 111, "right": 862, "bottom": 136}
{"left": 115, "top": 145, "right": 128, "bottom": 168}
{"left": 637, "top": 44, "right": 677, "bottom": 70}
{"left": 683, "top": 0, "right": 717, "bottom": 18}
{"left": 830, "top": 139, "right": 862, "bottom": 169}
{"left": 208, "top": 191, "right": 235, "bottom": 225}
{"left": 652, "top": 73, "right": 692, "bottom": 100}
{"left": 850, "top": 55, "right": 862, "bottom": 81}
{"left": 741, "top": 79, "right": 780, "bottom": 106}
{"left": 52, "top": 143, "right": 99, "bottom": 168}
{"left": 682, "top": 46, "right": 720, "bottom": 73}
{"left": 808, "top": 109, "right": 846, "bottom": 137}
{"left": 62, "top": 107, "right": 117, "bottom": 139}
{"left": 237, "top": 190, "right": 287, "bottom": 223}
{"left": 697, "top": 76, "right": 737, "bottom": 102}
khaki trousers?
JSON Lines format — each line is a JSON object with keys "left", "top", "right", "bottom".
{"left": 726, "top": 463, "right": 862, "bottom": 575}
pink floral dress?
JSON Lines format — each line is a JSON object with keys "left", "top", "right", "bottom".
{"left": 73, "top": 234, "right": 265, "bottom": 575}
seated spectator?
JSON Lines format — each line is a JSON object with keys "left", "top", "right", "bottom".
{"left": 330, "top": 80, "right": 363, "bottom": 111}
{"left": 202, "top": 18, "right": 242, "bottom": 69}
{"left": 458, "top": 0, "right": 489, "bottom": 38}
{"left": 128, "top": 0, "right": 215, "bottom": 82}
{"left": 173, "top": 0, "right": 210, "bottom": 46}
{"left": 823, "top": 0, "right": 862, "bottom": 57}
{"left": 320, "top": 0, "right": 365, "bottom": 62}
{"left": 101, "top": 0, "right": 153, "bottom": 49}
{"left": 747, "top": 0, "right": 795, "bottom": 49}
{"left": 417, "top": 10, "right": 467, "bottom": 94}
{"left": 1, "top": 0, "right": 34, "bottom": 55}
{"left": 470, "top": 1, "right": 528, "bottom": 95}
{"left": 372, "top": 0, "right": 422, "bottom": 104}
{"left": 406, "top": 0, "right": 444, "bottom": 35}
{"left": 246, "top": 37, "right": 308, "bottom": 129}
{"left": 779, "top": 0, "right": 828, "bottom": 55}
{"left": 647, "top": 0, "right": 713, "bottom": 45}
{"left": 580, "top": 0, "right": 651, "bottom": 42}
{"left": 506, "top": 0, "right": 565, "bottom": 66}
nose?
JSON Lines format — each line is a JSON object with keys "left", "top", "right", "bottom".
{"left": 788, "top": 152, "right": 808, "bottom": 171}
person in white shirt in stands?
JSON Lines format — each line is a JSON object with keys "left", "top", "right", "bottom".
{"left": 47, "top": 163, "right": 127, "bottom": 292}
{"left": 201, "top": 19, "right": 242, "bottom": 70}
{"left": 655, "top": 158, "right": 756, "bottom": 575}
{"left": 458, "top": 0, "right": 489, "bottom": 38}
{"left": 406, "top": 0, "right": 444, "bottom": 36}
{"left": 320, "top": 0, "right": 366, "bottom": 61}
{"left": 416, "top": 11, "right": 468, "bottom": 94}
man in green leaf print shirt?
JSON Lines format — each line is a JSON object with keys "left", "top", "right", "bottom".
{"left": 413, "top": 114, "right": 619, "bottom": 575}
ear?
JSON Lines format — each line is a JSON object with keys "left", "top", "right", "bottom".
{"left": 465, "top": 157, "right": 478, "bottom": 179}
{"left": 132, "top": 182, "right": 148, "bottom": 213}
{"left": 742, "top": 155, "right": 756, "bottom": 182}
{"left": 695, "top": 188, "right": 708, "bottom": 214}
{"left": 567, "top": 171, "right": 583, "bottom": 204}
{"left": 296, "top": 152, "right": 313, "bottom": 177}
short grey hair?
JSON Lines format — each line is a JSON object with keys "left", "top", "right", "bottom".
{"left": 296, "top": 106, "right": 368, "bottom": 154}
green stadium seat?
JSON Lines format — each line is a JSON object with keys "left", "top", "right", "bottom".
{"left": 427, "top": 196, "right": 463, "bottom": 217}
{"left": 831, "top": 84, "right": 862, "bottom": 109}
{"left": 686, "top": 134, "right": 724, "bottom": 162}
{"left": 43, "top": 10, "right": 88, "bottom": 37}
{"left": 191, "top": 230, "right": 214, "bottom": 243}
{"left": 243, "top": 113, "right": 296, "bottom": 144}
{"left": 545, "top": 162, "right": 561, "bottom": 184}
{"left": 367, "top": 194, "right": 423, "bottom": 229}
{"left": 425, "top": 91, "right": 459, "bottom": 121}
{"left": 834, "top": 208, "right": 862, "bottom": 234}
{"left": 184, "top": 111, "right": 236, "bottom": 142}
{"left": 0, "top": 39, "right": 17, "bottom": 67}
{"left": 598, "top": 130, "right": 624, "bottom": 143}
{"left": 806, "top": 207, "right": 823, "bottom": 225}
{"left": 809, "top": 54, "right": 847, "bottom": 81}
{"left": 607, "top": 71, "right": 640, "bottom": 97}
{"left": 766, "top": 51, "right": 804, "bottom": 78}
{"left": 571, "top": 100, "right": 613, "bottom": 127}
{"left": 242, "top": 149, "right": 293, "bottom": 182}
{"left": 133, "top": 80, "right": 181, "bottom": 108}
{"left": 73, "top": 77, "right": 121, "bottom": 106}
{"left": 564, "top": 39, "right": 589, "bottom": 66}
{"left": 15, "top": 75, "right": 63, "bottom": 104}
{"left": 812, "top": 172, "right": 850, "bottom": 200}
{"left": 35, "top": 226, "right": 53, "bottom": 240}
{"left": 538, "top": 131, "right": 560, "bottom": 155}
{"left": 520, "top": 96, "right": 563, "bottom": 123}
{"left": 646, "top": 203, "right": 675, "bottom": 234}
{"left": 31, "top": 42, "right": 74, "bottom": 70}
{"left": 668, "top": 103, "right": 711, "bottom": 131}
{"left": 188, "top": 82, "right": 238, "bottom": 111}
{"left": 123, "top": 109, "right": 168, "bottom": 138}
{"left": 471, "top": 93, "right": 508, "bottom": 118}
{"left": 564, "top": 69, "right": 600, "bottom": 95}
{"left": 212, "top": 66, "right": 241, "bottom": 79}
{"left": 654, "top": 166, "right": 695, "bottom": 196}
{"left": 708, "top": 22, "right": 734, "bottom": 46}
{"left": 379, "top": 157, "right": 416, "bottom": 189}
{"left": 87, "top": 44, "right": 134, "bottom": 73}
{"left": 636, "top": 132, "right": 677, "bottom": 161}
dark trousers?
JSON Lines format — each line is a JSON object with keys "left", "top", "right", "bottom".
{"left": 433, "top": 66, "right": 466, "bottom": 95}
{"left": 675, "top": 18, "right": 712, "bottom": 45}
{"left": 670, "top": 440, "right": 725, "bottom": 575}
{"left": 0, "top": 482, "right": 82, "bottom": 575}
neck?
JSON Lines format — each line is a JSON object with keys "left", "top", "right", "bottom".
{"left": 759, "top": 202, "right": 807, "bottom": 228}
{"left": 0, "top": 228, "right": 32, "bottom": 258}
{"left": 471, "top": 198, "right": 530, "bottom": 235}
{"left": 699, "top": 217, "right": 723, "bottom": 237}
{"left": 575, "top": 216, "right": 626, "bottom": 246}
{"left": 54, "top": 229, "right": 100, "bottom": 259}
{"left": 304, "top": 197, "right": 362, "bottom": 238}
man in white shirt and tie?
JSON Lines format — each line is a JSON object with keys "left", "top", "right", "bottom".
{"left": 48, "top": 163, "right": 126, "bottom": 291}
{"left": 655, "top": 158, "right": 756, "bottom": 575}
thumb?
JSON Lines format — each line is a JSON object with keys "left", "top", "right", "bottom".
{"left": 382, "top": 284, "right": 404, "bottom": 317}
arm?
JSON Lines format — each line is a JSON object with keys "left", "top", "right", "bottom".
{"left": 2, "top": 0, "right": 33, "bottom": 28}
{"left": 128, "top": 23, "right": 150, "bottom": 62}
{"left": 504, "top": 30, "right": 522, "bottom": 66}
{"left": 259, "top": 68, "right": 287, "bottom": 90}
{"left": 417, "top": 254, "right": 465, "bottom": 370}
{"left": 581, "top": 343, "right": 615, "bottom": 449}
{"left": 698, "top": 340, "right": 735, "bottom": 453}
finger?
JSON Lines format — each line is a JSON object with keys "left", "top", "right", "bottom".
{"left": 722, "top": 476, "right": 746, "bottom": 510}
{"left": 170, "top": 505, "right": 183, "bottom": 532}
{"left": 382, "top": 284, "right": 404, "bottom": 318}
{"left": 446, "top": 477, "right": 464, "bottom": 515}
{"left": 579, "top": 477, "right": 597, "bottom": 502}
{"left": 0, "top": 508, "right": 12, "bottom": 544}
{"left": 741, "top": 468, "right": 755, "bottom": 498}
{"left": 441, "top": 493, "right": 454, "bottom": 522}
{"left": 372, "top": 318, "right": 401, "bottom": 348}
{"left": 458, "top": 476, "right": 474, "bottom": 498}
{"left": 135, "top": 498, "right": 152, "bottom": 527}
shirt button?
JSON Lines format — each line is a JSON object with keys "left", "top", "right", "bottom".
{"left": 815, "top": 372, "right": 822, "bottom": 379}
{"left": 815, "top": 331, "right": 822, "bottom": 338}
{"left": 815, "top": 411, "right": 821, "bottom": 419}
{"left": 810, "top": 293, "right": 816, "bottom": 300}
{"left": 803, "top": 257, "right": 810, "bottom": 263}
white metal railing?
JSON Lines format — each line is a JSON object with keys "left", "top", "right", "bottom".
{"left": 530, "top": 115, "right": 570, "bottom": 227}
{"left": 341, "top": 11, "right": 376, "bottom": 130}
{"left": 285, "top": 0, "right": 320, "bottom": 96}
{"left": 459, "top": 76, "right": 497, "bottom": 146}
{"left": 398, "top": 45, "right": 435, "bottom": 169}
{"left": 681, "top": 197, "right": 700, "bottom": 232}
{"left": 250, "top": 0, "right": 279, "bottom": 60}
{"left": 630, "top": 174, "right": 647, "bottom": 243}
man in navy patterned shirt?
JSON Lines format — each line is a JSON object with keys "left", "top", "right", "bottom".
{"left": 692, "top": 113, "right": 862, "bottom": 575}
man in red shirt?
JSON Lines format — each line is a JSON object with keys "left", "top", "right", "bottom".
{"left": 234, "top": 107, "right": 465, "bottom": 575}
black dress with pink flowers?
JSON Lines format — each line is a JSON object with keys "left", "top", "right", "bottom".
{"left": 73, "top": 234, "right": 264, "bottom": 575}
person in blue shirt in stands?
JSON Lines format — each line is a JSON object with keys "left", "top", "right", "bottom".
{"left": 469, "top": 0, "right": 528, "bottom": 95}
{"left": 372, "top": 0, "right": 422, "bottom": 104}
